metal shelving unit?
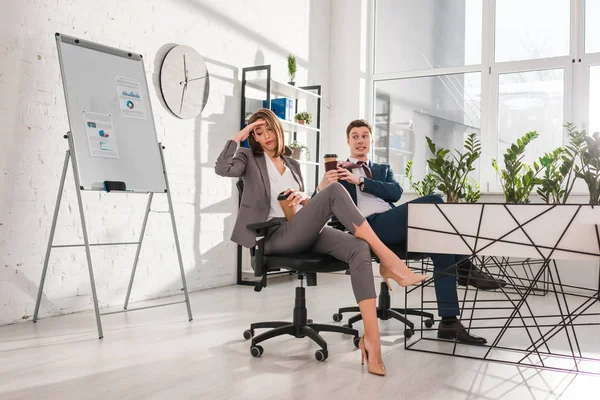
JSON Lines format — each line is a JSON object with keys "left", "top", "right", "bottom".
{"left": 237, "top": 64, "right": 322, "bottom": 286}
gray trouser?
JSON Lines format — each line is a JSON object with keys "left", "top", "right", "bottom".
{"left": 265, "top": 183, "right": 376, "bottom": 303}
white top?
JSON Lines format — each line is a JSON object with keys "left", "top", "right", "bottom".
{"left": 349, "top": 157, "right": 392, "bottom": 217}
{"left": 265, "top": 156, "right": 302, "bottom": 219}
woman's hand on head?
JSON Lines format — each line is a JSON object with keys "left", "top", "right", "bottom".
{"left": 234, "top": 119, "right": 266, "bottom": 143}
{"left": 284, "top": 188, "right": 309, "bottom": 207}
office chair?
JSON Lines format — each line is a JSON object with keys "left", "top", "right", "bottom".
{"left": 328, "top": 221, "right": 435, "bottom": 339}
{"left": 236, "top": 180, "right": 359, "bottom": 361}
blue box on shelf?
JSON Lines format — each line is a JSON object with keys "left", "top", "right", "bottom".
{"left": 264, "top": 98, "right": 294, "bottom": 121}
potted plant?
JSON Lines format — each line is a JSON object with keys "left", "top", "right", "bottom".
{"left": 425, "top": 132, "right": 481, "bottom": 202}
{"left": 294, "top": 111, "right": 312, "bottom": 125}
{"left": 288, "top": 141, "right": 310, "bottom": 160}
{"left": 536, "top": 123, "right": 588, "bottom": 204}
{"left": 287, "top": 54, "right": 296, "bottom": 86}
{"left": 576, "top": 130, "right": 600, "bottom": 205}
{"left": 492, "top": 131, "right": 544, "bottom": 204}
{"left": 535, "top": 147, "right": 565, "bottom": 204}
{"left": 405, "top": 160, "right": 438, "bottom": 197}
{"left": 463, "top": 178, "right": 481, "bottom": 203}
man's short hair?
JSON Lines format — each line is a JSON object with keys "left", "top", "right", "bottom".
{"left": 346, "top": 119, "right": 373, "bottom": 139}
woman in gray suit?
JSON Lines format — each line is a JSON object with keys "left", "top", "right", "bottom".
{"left": 215, "top": 109, "right": 426, "bottom": 376}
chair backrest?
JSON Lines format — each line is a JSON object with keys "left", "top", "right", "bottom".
{"left": 236, "top": 178, "right": 265, "bottom": 277}
{"left": 236, "top": 179, "right": 244, "bottom": 204}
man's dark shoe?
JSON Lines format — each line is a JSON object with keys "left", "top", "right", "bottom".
{"left": 437, "top": 320, "right": 487, "bottom": 345}
{"left": 457, "top": 262, "right": 506, "bottom": 290}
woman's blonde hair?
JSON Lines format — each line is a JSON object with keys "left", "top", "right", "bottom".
{"left": 247, "top": 108, "right": 286, "bottom": 157}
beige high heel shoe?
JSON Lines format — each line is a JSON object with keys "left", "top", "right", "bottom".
{"left": 358, "top": 336, "right": 386, "bottom": 376}
{"left": 379, "top": 265, "right": 427, "bottom": 290}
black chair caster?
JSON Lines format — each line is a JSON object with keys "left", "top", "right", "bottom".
{"left": 250, "top": 345, "right": 264, "bottom": 357}
{"left": 315, "top": 349, "right": 328, "bottom": 362}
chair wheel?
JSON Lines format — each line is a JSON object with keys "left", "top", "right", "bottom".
{"left": 315, "top": 349, "right": 328, "bottom": 362}
{"left": 243, "top": 329, "right": 254, "bottom": 340}
{"left": 353, "top": 336, "right": 361, "bottom": 348}
{"left": 404, "top": 328, "right": 414, "bottom": 339}
{"left": 425, "top": 319, "right": 434, "bottom": 328}
{"left": 332, "top": 313, "right": 343, "bottom": 322}
{"left": 343, "top": 323, "right": 352, "bottom": 329}
{"left": 250, "top": 345, "right": 264, "bottom": 358}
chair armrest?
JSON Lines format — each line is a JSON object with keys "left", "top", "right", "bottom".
{"left": 247, "top": 219, "right": 282, "bottom": 231}
{"left": 248, "top": 219, "right": 283, "bottom": 281}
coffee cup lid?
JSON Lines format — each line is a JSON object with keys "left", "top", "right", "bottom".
{"left": 323, "top": 154, "right": 337, "bottom": 158}
{"left": 277, "top": 191, "right": 289, "bottom": 201}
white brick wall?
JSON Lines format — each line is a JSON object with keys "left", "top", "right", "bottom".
{"left": 0, "top": 0, "right": 332, "bottom": 326}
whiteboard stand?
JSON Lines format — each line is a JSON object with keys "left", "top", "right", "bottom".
{"left": 32, "top": 133, "right": 193, "bottom": 339}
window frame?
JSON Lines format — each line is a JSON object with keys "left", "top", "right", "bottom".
{"left": 369, "top": 0, "right": 598, "bottom": 195}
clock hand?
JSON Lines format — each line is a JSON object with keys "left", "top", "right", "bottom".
{"left": 184, "top": 75, "right": 208, "bottom": 83}
{"left": 183, "top": 54, "right": 188, "bottom": 83}
{"left": 179, "top": 81, "right": 188, "bottom": 115}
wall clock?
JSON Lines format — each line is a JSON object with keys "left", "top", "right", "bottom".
{"left": 159, "top": 45, "right": 210, "bottom": 119}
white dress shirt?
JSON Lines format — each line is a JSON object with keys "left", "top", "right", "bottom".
{"left": 348, "top": 157, "right": 392, "bottom": 217}
{"left": 265, "top": 156, "right": 302, "bottom": 219}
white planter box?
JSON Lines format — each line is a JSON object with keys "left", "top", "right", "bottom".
{"left": 407, "top": 203, "right": 600, "bottom": 261}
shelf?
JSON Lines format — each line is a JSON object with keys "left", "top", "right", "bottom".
{"left": 281, "top": 119, "right": 320, "bottom": 133}
{"left": 246, "top": 117, "right": 320, "bottom": 133}
{"left": 245, "top": 78, "right": 321, "bottom": 100}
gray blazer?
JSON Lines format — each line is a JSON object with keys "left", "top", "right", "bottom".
{"left": 215, "top": 140, "right": 305, "bottom": 248}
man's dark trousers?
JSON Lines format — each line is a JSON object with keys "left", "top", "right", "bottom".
{"left": 367, "top": 194, "right": 462, "bottom": 317}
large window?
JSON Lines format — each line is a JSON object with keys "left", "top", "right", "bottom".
{"left": 497, "top": 69, "right": 565, "bottom": 164}
{"left": 590, "top": 65, "right": 600, "bottom": 134}
{"left": 374, "top": 73, "right": 481, "bottom": 184}
{"left": 374, "top": 0, "right": 482, "bottom": 73}
{"left": 495, "top": 0, "right": 570, "bottom": 63}
{"left": 371, "top": 0, "right": 599, "bottom": 193}
{"left": 585, "top": 0, "right": 600, "bottom": 54}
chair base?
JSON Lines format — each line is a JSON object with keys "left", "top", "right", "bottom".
{"left": 333, "top": 281, "right": 435, "bottom": 339}
{"left": 244, "top": 286, "right": 359, "bottom": 361}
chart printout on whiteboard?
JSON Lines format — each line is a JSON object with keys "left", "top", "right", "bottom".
{"left": 83, "top": 111, "right": 119, "bottom": 158}
{"left": 115, "top": 76, "right": 147, "bottom": 119}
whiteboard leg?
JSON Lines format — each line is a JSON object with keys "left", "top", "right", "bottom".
{"left": 159, "top": 144, "right": 193, "bottom": 321}
{"left": 69, "top": 140, "right": 104, "bottom": 339}
{"left": 124, "top": 192, "right": 154, "bottom": 309}
{"left": 34, "top": 150, "right": 70, "bottom": 322}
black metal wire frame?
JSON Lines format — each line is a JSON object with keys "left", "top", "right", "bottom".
{"left": 403, "top": 203, "right": 600, "bottom": 375}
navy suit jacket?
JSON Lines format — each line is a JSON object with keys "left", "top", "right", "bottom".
{"left": 338, "top": 161, "right": 403, "bottom": 209}
{"left": 313, "top": 161, "right": 403, "bottom": 213}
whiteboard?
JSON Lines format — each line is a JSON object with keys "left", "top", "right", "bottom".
{"left": 56, "top": 33, "right": 166, "bottom": 193}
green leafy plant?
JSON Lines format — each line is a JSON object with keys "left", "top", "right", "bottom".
{"left": 536, "top": 148, "right": 565, "bottom": 204}
{"left": 288, "top": 141, "right": 310, "bottom": 160}
{"left": 492, "top": 131, "right": 543, "bottom": 204}
{"left": 557, "top": 123, "right": 589, "bottom": 203}
{"left": 523, "top": 123, "right": 587, "bottom": 204}
{"left": 287, "top": 54, "right": 297, "bottom": 84}
{"left": 576, "top": 131, "right": 600, "bottom": 205}
{"left": 463, "top": 178, "right": 481, "bottom": 203}
{"left": 405, "top": 160, "right": 437, "bottom": 197}
{"left": 294, "top": 111, "right": 312, "bottom": 125}
{"left": 426, "top": 132, "right": 481, "bottom": 202}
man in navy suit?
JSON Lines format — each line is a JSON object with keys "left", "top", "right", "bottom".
{"left": 318, "top": 119, "right": 505, "bottom": 345}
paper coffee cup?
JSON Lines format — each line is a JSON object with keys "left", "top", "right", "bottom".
{"left": 277, "top": 191, "right": 297, "bottom": 220}
{"left": 323, "top": 153, "right": 338, "bottom": 172}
